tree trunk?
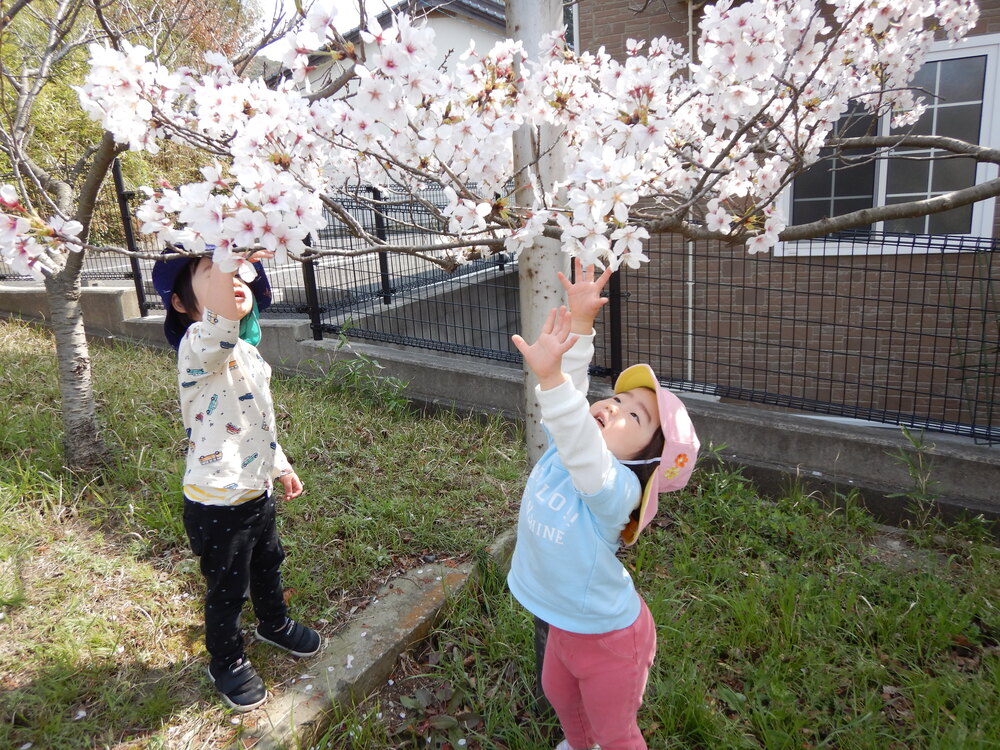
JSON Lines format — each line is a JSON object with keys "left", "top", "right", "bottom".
{"left": 508, "top": 0, "right": 569, "bottom": 464}
{"left": 44, "top": 266, "right": 108, "bottom": 471}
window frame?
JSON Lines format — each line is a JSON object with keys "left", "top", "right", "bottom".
{"left": 775, "top": 32, "right": 1000, "bottom": 257}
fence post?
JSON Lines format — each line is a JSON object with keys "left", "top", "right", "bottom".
{"left": 608, "top": 271, "right": 623, "bottom": 378}
{"left": 300, "top": 235, "right": 324, "bottom": 341}
{"left": 371, "top": 187, "right": 393, "bottom": 304}
{"left": 112, "top": 158, "right": 148, "bottom": 315}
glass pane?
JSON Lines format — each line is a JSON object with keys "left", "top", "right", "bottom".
{"left": 832, "top": 159, "right": 875, "bottom": 198}
{"left": 833, "top": 197, "right": 875, "bottom": 216}
{"left": 937, "top": 56, "right": 986, "bottom": 102}
{"left": 840, "top": 113, "right": 878, "bottom": 139}
{"left": 793, "top": 158, "right": 832, "bottom": 198}
{"left": 928, "top": 203, "right": 973, "bottom": 233}
{"left": 886, "top": 158, "right": 930, "bottom": 196}
{"left": 884, "top": 215, "right": 927, "bottom": 233}
{"left": 792, "top": 199, "right": 831, "bottom": 225}
{"left": 832, "top": 198, "right": 875, "bottom": 231}
{"left": 883, "top": 196, "right": 926, "bottom": 233}
{"left": 931, "top": 157, "right": 977, "bottom": 192}
{"left": 936, "top": 103, "right": 983, "bottom": 144}
{"left": 909, "top": 61, "right": 937, "bottom": 96}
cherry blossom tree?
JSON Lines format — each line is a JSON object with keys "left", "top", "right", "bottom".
{"left": 0, "top": 0, "right": 297, "bottom": 469}
{"left": 2, "top": 0, "right": 993, "bottom": 468}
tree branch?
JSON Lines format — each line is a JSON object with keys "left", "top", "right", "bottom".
{"left": 0, "top": 0, "right": 36, "bottom": 31}
{"left": 777, "top": 177, "right": 1000, "bottom": 241}
{"left": 74, "top": 131, "right": 125, "bottom": 239}
{"left": 306, "top": 64, "right": 357, "bottom": 103}
{"left": 828, "top": 134, "right": 1000, "bottom": 163}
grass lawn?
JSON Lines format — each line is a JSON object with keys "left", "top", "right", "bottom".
{"left": 321, "top": 467, "right": 1000, "bottom": 749}
{"left": 1, "top": 317, "right": 998, "bottom": 749}
{"left": 0, "top": 318, "right": 524, "bottom": 748}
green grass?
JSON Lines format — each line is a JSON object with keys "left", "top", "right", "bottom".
{"left": 0, "top": 318, "right": 525, "bottom": 749}
{"left": 318, "top": 466, "right": 1000, "bottom": 749}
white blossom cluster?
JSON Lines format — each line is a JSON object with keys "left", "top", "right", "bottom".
{"left": 0, "top": 186, "right": 82, "bottom": 279}
{"left": 0, "top": 0, "right": 979, "bottom": 279}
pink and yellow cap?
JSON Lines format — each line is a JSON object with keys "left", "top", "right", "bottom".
{"left": 615, "top": 364, "right": 700, "bottom": 546}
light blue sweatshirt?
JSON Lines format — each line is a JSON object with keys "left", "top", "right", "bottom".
{"left": 507, "top": 333, "right": 643, "bottom": 634}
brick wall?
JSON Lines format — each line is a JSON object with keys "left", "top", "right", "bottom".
{"left": 589, "top": 234, "right": 998, "bottom": 434}
{"left": 576, "top": 0, "right": 691, "bottom": 60}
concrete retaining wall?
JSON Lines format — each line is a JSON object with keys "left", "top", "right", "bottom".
{"left": 3, "top": 282, "right": 997, "bottom": 526}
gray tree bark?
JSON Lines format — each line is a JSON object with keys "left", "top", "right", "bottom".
{"left": 44, "top": 262, "right": 106, "bottom": 471}
{"left": 507, "top": 0, "right": 571, "bottom": 464}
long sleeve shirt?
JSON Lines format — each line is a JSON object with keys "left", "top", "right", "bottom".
{"left": 176, "top": 308, "right": 292, "bottom": 499}
{"left": 507, "top": 332, "right": 643, "bottom": 634}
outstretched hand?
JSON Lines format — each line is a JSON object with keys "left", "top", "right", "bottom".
{"left": 558, "top": 258, "right": 612, "bottom": 333}
{"left": 511, "top": 306, "right": 579, "bottom": 390}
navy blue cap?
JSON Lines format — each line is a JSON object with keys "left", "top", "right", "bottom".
{"left": 151, "top": 248, "right": 272, "bottom": 349}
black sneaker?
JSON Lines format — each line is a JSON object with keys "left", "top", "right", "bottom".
{"left": 255, "top": 617, "right": 321, "bottom": 657}
{"left": 207, "top": 657, "right": 267, "bottom": 712}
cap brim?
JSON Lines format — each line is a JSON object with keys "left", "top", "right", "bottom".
{"left": 614, "top": 364, "right": 659, "bottom": 396}
{"left": 621, "top": 476, "right": 658, "bottom": 546}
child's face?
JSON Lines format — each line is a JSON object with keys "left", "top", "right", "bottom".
{"left": 589, "top": 386, "right": 660, "bottom": 461}
{"left": 173, "top": 256, "right": 254, "bottom": 321}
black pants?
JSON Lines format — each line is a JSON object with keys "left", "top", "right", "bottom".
{"left": 183, "top": 492, "right": 288, "bottom": 669}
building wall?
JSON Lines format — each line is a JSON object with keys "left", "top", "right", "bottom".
{"left": 596, "top": 234, "right": 998, "bottom": 432}
{"left": 576, "top": 0, "right": 690, "bottom": 60}
{"left": 306, "top": 10, "right": 504, "bottom": 91}
{"left": 579, "top": 0, "right": 1000, "bottom": 61}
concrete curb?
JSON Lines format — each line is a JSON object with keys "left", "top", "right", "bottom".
{"left": 245, "top": 529, "right": 517, "bottom": 749}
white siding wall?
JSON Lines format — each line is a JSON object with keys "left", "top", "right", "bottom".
{"left": 304, "top": 11, "right": 504, "bottom": 91}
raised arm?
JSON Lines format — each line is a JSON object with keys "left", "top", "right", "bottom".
{"left": 511, "top": 306, "right": 579, "bottom": 391}
{"left": 512, "top": 304, "right": 620, "bottom": 499}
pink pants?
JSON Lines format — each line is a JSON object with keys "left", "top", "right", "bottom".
{"left": 542, "top": 598, "right": 656, "bottom": 750}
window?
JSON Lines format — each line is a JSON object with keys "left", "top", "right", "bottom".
{"left": 563, "top": 2, "right": 578, "bottom": 50}
{"left": 779, "top": 34, "right": 1000, "bottom": 255}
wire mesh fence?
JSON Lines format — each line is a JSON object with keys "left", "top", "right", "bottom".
{"left": 600, "top": 231, "right": 998, "bottom": 443}
{"left": 308, "top": 185, "right": 521, "bottom": 362}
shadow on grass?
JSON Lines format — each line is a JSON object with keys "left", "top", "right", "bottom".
{"left": 0, "top": 650, "right": 222, "bottom": 749}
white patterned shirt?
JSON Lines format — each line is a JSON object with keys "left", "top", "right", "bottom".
{"left": 176, "top": 308, "right": 292, "bottom": 503}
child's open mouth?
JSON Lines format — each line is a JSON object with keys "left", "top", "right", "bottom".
{"left": 594, "top": 414, "right": 605, "bottom": 428}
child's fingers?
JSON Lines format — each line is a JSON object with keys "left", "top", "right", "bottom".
{"left": 248, "top": 249, "right": 275, "bottom": 263}
{"left": 593, "top": 264, "right": 613, "bottom": 290}
{"left": 557, "top": 271, "right": 572, "bottom": 294}
{"left": 540, "top": 306, "right": 563, "bottom": 335}
{"left": 557, "top": 333, "right": 580, "bottom": 353}
{"left": 553, "top": 305, "right": 574, "bottom": 337}
{"left": 511, "top": 333, "right": 529, "bottom": 356}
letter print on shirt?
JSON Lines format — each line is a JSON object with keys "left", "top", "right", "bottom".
{"left": 526, "top": 481, "right": 579, "bottom": 545}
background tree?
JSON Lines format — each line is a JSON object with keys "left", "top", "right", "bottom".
{"left": 1, "top": 0, "right": 994, "bottom": 471}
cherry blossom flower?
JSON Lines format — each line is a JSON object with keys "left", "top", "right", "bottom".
{"left": 19, "top": 0, "right": 968, "bottom": 276}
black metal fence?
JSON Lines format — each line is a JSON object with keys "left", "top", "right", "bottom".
{"left": 602, "top": 231, "right": 998, "bottom": 444}
{"left": 8, "top": 163, "right": 995, "bottom": 443}
{"left": 305, "top": 186, "right": 521, "bottom": 361}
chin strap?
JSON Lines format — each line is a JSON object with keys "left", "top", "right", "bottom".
{"left": 620, "top": 457, "right": 662, "bottom": 466}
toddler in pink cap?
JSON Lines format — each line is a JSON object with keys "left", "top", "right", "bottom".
{"left": 508, "top": 260, "right": 700, "bottom": 750}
